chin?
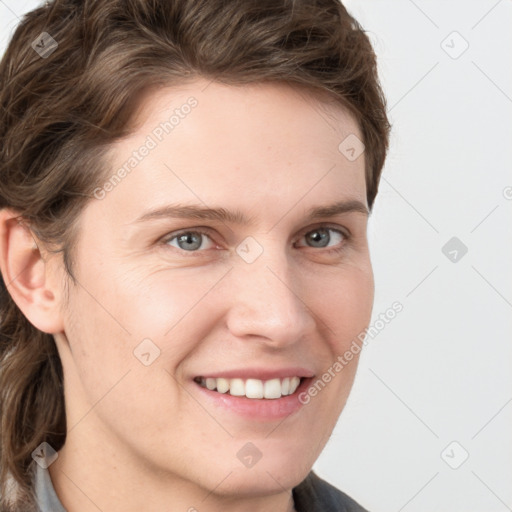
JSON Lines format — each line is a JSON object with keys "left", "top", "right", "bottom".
{"left": 206, "top": 456, "right": 313, "bottom": 497}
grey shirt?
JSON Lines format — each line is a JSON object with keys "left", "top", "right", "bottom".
{"left": 34, "top": 462, "right": 66, "bottom": 512}
{"left": 33, "top": 462, "right": 368, "bottom": 512}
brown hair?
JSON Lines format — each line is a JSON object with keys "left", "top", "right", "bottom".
{"left": 0, "top": 0, "right": 390, "bottom": 508}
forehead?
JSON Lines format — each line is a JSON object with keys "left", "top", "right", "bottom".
{"left": 129, "top": 78, "right": 361, "bottom": 142}
{"left": 91, "top": 78, "right": 366, "bottom": 228}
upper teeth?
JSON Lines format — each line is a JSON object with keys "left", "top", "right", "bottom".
{"left": 195, "top": 376, "right": 302, "bottom": 399}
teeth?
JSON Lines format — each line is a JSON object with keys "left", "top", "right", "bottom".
{"left": 195, "top": 376, "right": 303, "bottom": 399}
{"left": 290, "top": 376, "right": 300, "bottom": 391}
{"left": 216, "top": 377, "right": 229, "bottom": 393}
{"left": 264, "top": 378, "right": 281, "bottom": 399}
{"left": 245, "top": 379, "right": 263, "bottom": 399}
{"left": 281, "top": 377, "right": 290, "bottom": 395}
{"left": 229, "top": 378, "right": 245, "bottom": 396}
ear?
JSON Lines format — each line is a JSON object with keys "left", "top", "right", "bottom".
{"left": 0, "top": 208, "right": 65, "bottom": 334}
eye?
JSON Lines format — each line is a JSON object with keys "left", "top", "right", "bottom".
{"left": 160, "top": 225, "right": 348, "bottom": 255}
{"left": 163, "top": 230, "right": 216, "bottom": 252}
{"left": 295, "top": 227, "right": 347, "bottom": 252}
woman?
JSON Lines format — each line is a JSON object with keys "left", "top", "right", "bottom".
{"left": 0, "top": 0, "right": 390, "bottom": 510}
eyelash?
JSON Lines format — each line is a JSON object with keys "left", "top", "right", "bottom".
{"left": 160, "top": 225, "right": 350, "bottom": 256}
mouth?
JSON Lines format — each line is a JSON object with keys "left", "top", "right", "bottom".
{"left": 193, "top": 376, "right": 303, "bottom": 400}
{"left": 190, "top": 368, "right": 315, "bottom": 420}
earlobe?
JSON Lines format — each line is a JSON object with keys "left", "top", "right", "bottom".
{"left": 0, "top": 208, "right": 65, "bottom": 334}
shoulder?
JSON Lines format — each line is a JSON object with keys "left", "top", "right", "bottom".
{"left": 292, "top": 471, "right": 369, "bottom": 512}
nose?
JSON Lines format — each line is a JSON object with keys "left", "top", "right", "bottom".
{"left": 225, "top": 249, "right": 316, "bottom": 348}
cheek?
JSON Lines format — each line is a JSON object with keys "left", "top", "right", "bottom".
{"left": 65, "top": 257, "right": 218, "bottom": 374}
{"left": 309, "top": 263, "right": 374, "bottom": 351}
{"left": 292, "top": 265, "right": 374, "bottom": 453}
{"left": 61, "top": 279, "right": 193, "bottom": 448}
{"left": 117, "top": 267, "right": 233, "bottom": 375}
{"left": 73, "top": 260, "right": 221, "bottom": 336}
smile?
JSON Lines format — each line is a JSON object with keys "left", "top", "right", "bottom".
{"left": 193, "top": 376, "right": 303, "bottom": 399}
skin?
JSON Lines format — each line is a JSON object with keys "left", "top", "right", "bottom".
{"left": 0, "top": 78, "right": 373, "bottom": 512}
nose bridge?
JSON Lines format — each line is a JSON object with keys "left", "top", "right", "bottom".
{"left": 226, "top": 243, "right": 314, "bottom": 343}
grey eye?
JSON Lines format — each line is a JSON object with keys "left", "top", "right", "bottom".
{"left": 305, "top": 228, "right": 330, "bottom": 248}
{"left": 302, "top": 228, "right": 344, "bottom": 249}
{"left": 166, "top": 231, "right": 213, "bottom": 251}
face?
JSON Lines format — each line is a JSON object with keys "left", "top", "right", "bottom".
{"left": 52, "top": 79, "right": 373, "bottom": 497}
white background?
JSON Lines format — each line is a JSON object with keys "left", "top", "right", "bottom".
{"left": 1, "top": 1, "right": 511, "bottom": 511}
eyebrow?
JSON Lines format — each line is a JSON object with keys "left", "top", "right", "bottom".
{"left": 133, "top": 199, "right": 369, "bottom": 226}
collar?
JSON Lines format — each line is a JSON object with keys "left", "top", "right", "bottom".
{"left": 33, "top": 462, "right": 67, "bottom": 512}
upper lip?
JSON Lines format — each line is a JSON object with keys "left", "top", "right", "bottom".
{"left": 194, "top": 367, "right": 315, "bottom": 381}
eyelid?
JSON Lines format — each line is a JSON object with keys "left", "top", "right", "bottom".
{"left": 297, "top": 222, "right": 350, "bottom": 239}
{"left": 160, "top": 226, "right": 218, "bottom": 248}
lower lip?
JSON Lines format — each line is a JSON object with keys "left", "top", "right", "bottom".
{"left": 193, "top": 378, "right": 314, "bottom": 421}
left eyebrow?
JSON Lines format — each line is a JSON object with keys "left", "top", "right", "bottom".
{"left": 306, "top": 199, "right": 369, "bottom": 219}
{"left": 132, "top": 199, "right": 369, "bottom": 226}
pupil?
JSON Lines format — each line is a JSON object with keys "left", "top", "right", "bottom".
{"left": 178, "top": 232, "right": 201, "bottom": 251}
{"left": 308, "top": 229, "right": 329, "bottom": 248}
